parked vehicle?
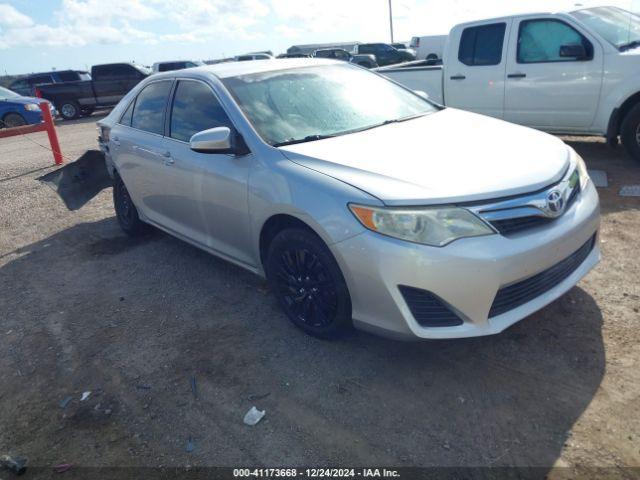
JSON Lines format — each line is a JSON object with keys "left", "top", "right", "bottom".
{"left": 409, "top": 35, "right": 448, "bottom": 62}
{"left": 98, "top": 59, "right": 599, "bottom": 341}
{"left": 277, "top": 53, "right": 312, "bottom": 59}
{"left": 38, "top": 63, "right": 150, "bottom": 120}
{"left": 235, "top": 53, "right": 274, "bottom": 61}
{"left": 313, "top": 48, "right": 378, "bottom": 68}
{"left": 287, "top": 42, "right": 360, "bottom": 56}
{"left": 0, "top": 86, "right": 56, "bottom": 128}
{"left": 9, "top": 70, "right": 91, "bottom": 97}
{"left": 391, "top": 42, "right": 417, "bottom": 57}
{"left": 381, "top": 6, "right": 640, "bottom": 162}
{"left": 354, "top": 43, "right": 416, "bottom": 66}
{"left": 152, "top": 60, "right": 204, "bottom": 73}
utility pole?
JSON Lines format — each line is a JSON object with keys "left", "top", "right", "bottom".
{"left": 388, "top": 0, "right": 394, "bottom": 43}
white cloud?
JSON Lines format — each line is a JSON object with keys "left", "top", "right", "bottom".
{"left": 0, "top": 0, "right": 639, "bottom": 52}
{"left": 0, "top": 4, "right": 34, "bottom": 28}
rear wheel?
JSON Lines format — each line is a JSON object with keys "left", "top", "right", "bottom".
{"left": 620, "top": 103, "right": 640, "bottom": 163}
{"left": 113, "top": 174, "right": 149, "bottom": 236}
{"left": 265, "top": 228, "right": 352, "bottom": 339}
{"left": 59, "top": 101, "right": 80, "bottom": 120}
{"left": 2, "top": 113, "right": 26, "bottom": 128}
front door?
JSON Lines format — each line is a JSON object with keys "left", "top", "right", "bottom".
{"left": 444, "top": 20, "right": 511, "bottom": 119}
{"left": 164, "top": 79, "right": 254, "bottom": 265}
{"left": 504, "top": 16, "right": 604, "bottom": 130}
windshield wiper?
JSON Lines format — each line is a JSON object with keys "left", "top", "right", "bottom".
{"left": 274, "top": 134, "right": 338, "bottom": 147}
{"left": 273, "top": 112, "right": 431, "bottom": 147}
{"left": 619, "top": 40, "right": 640, "bottom": 51}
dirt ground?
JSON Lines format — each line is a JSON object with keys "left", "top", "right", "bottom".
{"left": 0, "top": 115, "right": 639, "bottom": 478}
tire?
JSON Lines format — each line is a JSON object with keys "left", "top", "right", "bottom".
{"left": 265, "top": 227, "right": 352, "bottom": 339}
{"left": 113, "top": 174, "right": 149, "bottom": 236}
{"left": 2, "top": 113, "right": 27, "bottom": 128}
{"left": 621, "top": 103, "right": 640, "bottom": 162}
{"left": 58, "top": 100, "right": 80, "bottom": 120}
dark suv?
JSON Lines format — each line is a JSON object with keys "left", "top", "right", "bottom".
{"left": 9, "top": 70, "right": 91, "bottom": 97}
{"left": 355, "top": 43, "right": 416, "bottom": 66}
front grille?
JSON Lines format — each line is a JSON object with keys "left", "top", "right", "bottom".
{"left": 488, "top": 182, "right": 582, "bottom": 236}
{"left": 489, "top": 234, "right": 596, "bottom": 318}
{"left": 399, "top": 286, "right": 463, "bottom": 327}
{"left": 490, "top": 216, "right": 552, "bottom": 235}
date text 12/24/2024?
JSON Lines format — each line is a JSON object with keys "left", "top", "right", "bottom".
{"left": 233, "top": 469, "right": 401, "bottom": 478}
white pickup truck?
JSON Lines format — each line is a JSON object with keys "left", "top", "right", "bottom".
{"left": 379, "top": 6, "right": 640, "bottom": 162}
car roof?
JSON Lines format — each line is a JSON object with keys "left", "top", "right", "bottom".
{"left": 158, "top": 58, "right": 340, "bottom": 79}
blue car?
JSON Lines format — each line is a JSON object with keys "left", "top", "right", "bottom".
{"left": 0, "top": 86, "right": 57, "bottom": 128}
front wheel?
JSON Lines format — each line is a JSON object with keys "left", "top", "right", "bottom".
{"left": 620, "top": 103, "right": 640, "bottom": 163}
{"left": 113, "top": 175, "right": 149, "bottom": 236}
{"left": 265, "top": 228, "right": 352, "bottom": 339}
{"left": 2, "top": 113, "right": 27, "bottom": 128}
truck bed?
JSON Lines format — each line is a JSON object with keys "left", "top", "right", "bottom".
{"left": 376, "top": 61, "right": 444, "bottom": 105}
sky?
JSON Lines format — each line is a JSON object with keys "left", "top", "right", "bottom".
{"left": 0, "top": 0, "right": 639, "bottom": 75}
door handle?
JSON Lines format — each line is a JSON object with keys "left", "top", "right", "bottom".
{"left": 450, "top": 75, "right": 466, "bottom": 80}
{"left": 161, "top": 151, "right": 174, "bottom": 165}
{"left": 507, "top": 73, "right": 527, "bottom": 79}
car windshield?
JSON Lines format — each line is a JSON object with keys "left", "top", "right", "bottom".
{"left": 222, "top": 64, "right": 436, "bottom": 146}
{"left": 571, "top": 6, "right": 640, "bottom": 50}
{"left": 0, "top": 86, "right": 20, "bottom": 100}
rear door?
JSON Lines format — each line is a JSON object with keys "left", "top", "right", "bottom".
{"left": 112, "top": 80, "right": 175, "bottom": 227}
{"left": 163, "top": 79, "right": 253, "bottom": 264}
{"left": 444, "top": 20, "right": 511, "bottom": 118}
{"left": 503, "top": 16, "right": 603, "bottom": 130}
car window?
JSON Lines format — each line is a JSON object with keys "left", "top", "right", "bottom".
{"left": 518, "top": 19, "right": 593, "bottom": 63}
{"left": 131, "top": 81, "right": 172, "bottom": 134}
{"left": 458, "top": 23, "right": 506, "bottom": 66}
{"left": 10, "top": 79, "right": 28, "bottom": 90}
{"left": 359, "top": 45, "right": 373, "bottom": 54}
{"left": 57, "top": 71, "right": 80, "bottom": 82}
{"left": 170, "top": 80, "right": 233, "bottom": 142}
{"left": 119, "top": 99, "right": 135, "bottom": 126}
{"left": 335, "top": 50, "right": 350, "bottom": 60}
{"left": 94, "top": 64, "right": 139, "bottom": 78}
{"left": 30, "top": 75, "right": 54, "bottom": 85}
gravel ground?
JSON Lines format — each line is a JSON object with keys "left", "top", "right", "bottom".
{"left": 0, "top": 115, "right": 639, "bottom": 478}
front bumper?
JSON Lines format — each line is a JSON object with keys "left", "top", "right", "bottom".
{"left": 331, "top": 181, "right": 601, "bottom": 340}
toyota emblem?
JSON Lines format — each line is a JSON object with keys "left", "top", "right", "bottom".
{"left": 546, "top": 190, "right": 565, "bottom": 215}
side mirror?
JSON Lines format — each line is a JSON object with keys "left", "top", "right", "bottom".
{"left": 414, "top": 90, "right": 429, "bottom": 100}
{"left": 190, "top": 127, "right": 232, "bottom": 153}
{"left": 559, "top": 44, "right": 587, "bottom": 59}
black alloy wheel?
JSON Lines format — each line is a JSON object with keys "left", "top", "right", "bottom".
{"left": 266, "top": 228, "right": 352, "bottom": 338}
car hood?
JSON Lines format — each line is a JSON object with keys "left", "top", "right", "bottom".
{"left": 0, "top": 96, "right": 49, "bottom": 106}
{"left": 278, "top": 108, "right": 571, "bottom": 205}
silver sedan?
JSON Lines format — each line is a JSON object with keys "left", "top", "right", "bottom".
{"left": 98, "top": 58, "right": 600, "bottom": 340}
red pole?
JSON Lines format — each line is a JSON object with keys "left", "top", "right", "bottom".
{"left": 40, "top": 101, "right": 63, "bottom": 165}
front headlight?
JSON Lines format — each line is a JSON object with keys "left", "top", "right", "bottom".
{"left": 574, "top": 151, "right": 590, "bottom": 190}
{"left": 349, "top": 204, "right": 495, "bottom": 247}
{"left": 23, "top": 103, "right": 41, "bottom": 112}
